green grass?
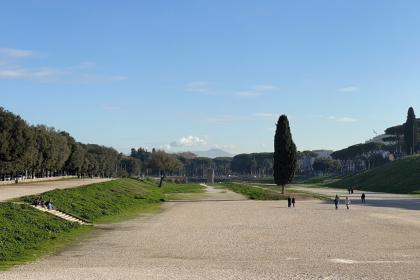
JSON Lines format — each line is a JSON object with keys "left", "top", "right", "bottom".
{"left": 161, "top": 183, "right": 205, "bottom": 194}
{"left": 250, "top": 183, "right": 332, "bottom": 200}
{"left": 329, "top": 155, "right": 420, "bottom": 194}
{"left": 20, "top": 178, "right": 164, "bottom": 223}
{"left": 0, "top": 202, "right": 91, "bottom": 270}
{"left": 216, "top": 182, "right": 287, "bottom": 200}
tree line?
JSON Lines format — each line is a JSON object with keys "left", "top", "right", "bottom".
{"left": 0, "top": 107, "right": 124, "bottom": 179}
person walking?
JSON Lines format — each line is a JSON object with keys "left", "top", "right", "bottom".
{"left": 347, "top": 187, "right": 351, "bottom": 195}
{"left": 287, "top": 196, "right": 292, "bottom": 208}
{"left": 292, "top": 197, "right": 295, "bottom": 208}
{"left": 350, "top": 187, "right": 354, "bottom": 194}
{"left": 345, "top": 196, "right": 351, "bottom": 210}
{"left": 334, "top": 195, "right": 339, "bottom": 210}
{"left": 361, "top": 193, "right": 366, "bottom": 204}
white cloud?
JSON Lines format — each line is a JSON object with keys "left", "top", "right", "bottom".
{"left": 253, "top": 85, "right": 276, "bottom": 91}
{"left": 338, "top": 86, "right": 359, "bottom": 93}
{"left": 170, "top": 136, "right": 207, "bottom": 147}
{"left": 254, "top": 113, "right": 278, "bottom": 119}
{"left": 0, "top": 67, "right": 61, "bottom": 80}
{"left": 0, "top": 47, "right": 127, "bottom": 82}
{"left": 207, "top": 115, "right": 245, "bottom": 124}
{"left": 328, "top": 116, "right": 358, "bottom": 123}
{"left": 0, "top": 48, "right": 34, "bottom": 58}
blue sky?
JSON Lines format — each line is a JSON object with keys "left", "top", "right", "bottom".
{"left": 1, "top": 0, "right": 420, "bottom": 154}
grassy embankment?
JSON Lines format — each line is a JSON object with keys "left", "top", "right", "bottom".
{"left": 1, "top": 178, "right": 204, "bottom": 269}
{"left": 0, "top": 203, "right": 89, "bottom": 270}
{"left": 329, "top": 155, "right": 420, "bottom": 194}
{"left": 216, "top": 182, "right": 330, "bottom": 200}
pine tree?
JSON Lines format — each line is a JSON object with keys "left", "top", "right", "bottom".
{"left": 404, "top": 107, "right": 417, "bottom": 155}
{"left": 273, "top": 115, "right": 297, "bottom": 194}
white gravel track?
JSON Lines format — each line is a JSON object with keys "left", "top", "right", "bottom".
{"left": 0, "top": 178, "right": 113, "bottom": 202}
{"left": 2, "top": 186, "right": 420, "bottom": 280}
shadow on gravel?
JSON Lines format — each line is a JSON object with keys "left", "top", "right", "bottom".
{"left": 322, "top": 198, "right": 420, "bottom": 211}
{"left": 166, "top": 199, "right": 248, "bottom": 202}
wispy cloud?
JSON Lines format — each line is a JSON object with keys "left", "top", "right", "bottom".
{"left": 0, "top": 67, "right": 62, "bottom": 80}
{"left": 253, "top": 84, "right": 277, "bottom": 91}
{"left": 0, "top": 48, "right": 34, "bottom": 58}
{"left": 0, "top": 47, "right": 127, "bottom": 82}
{"left": 328, "top": 116, "right": 358, "bottom": 123}
{"left": 207, "top": 115, "right": 246, "bottom": 124}
{"left": 184, "top": 82, "right": 277, "bottom": 98}
{"left": 338, "top": 86, "right": 359, "bottom": 93}
{"left": 254, "top": 113, "right": 278, "bottom": 119}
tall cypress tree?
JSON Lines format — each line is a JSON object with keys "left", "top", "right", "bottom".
{"left": 404, "top": 107, "right": 417, "bottom": 155}
{"left": 273, "top": 115, "right": 297, "bottom": 194}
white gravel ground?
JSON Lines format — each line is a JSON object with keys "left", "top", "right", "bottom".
{"left": 2, "top": 187, "right": 420, "bottom": 280}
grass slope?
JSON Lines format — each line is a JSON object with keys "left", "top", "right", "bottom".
{"left": 330, "top": 155, "right": 420, "bottom": 194}
{"left": 0, "top": 203, "right": 89, "bottom": 269}
{"left": 20, "top": 178, "right": 164, "bottom": 223}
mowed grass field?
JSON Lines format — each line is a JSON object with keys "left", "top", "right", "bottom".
{"left": 215, "top": 182, "right": 330, "bottom": 200}
{"left": 1, "top": 178, "right": 205, "bottom": 269}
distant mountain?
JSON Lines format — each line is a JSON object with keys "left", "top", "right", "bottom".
{"left": 192, "top": 148, "right": 234, "bottom": 158}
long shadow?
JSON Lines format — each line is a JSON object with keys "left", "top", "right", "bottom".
{"left": 166, "top": 199, "right": 248, "bottom": 202}
{"left": 322, "top": 198, "right": 420, "bottom": 211}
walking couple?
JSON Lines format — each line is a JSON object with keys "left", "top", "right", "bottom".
{"left": 287, "top": 196, "right": 295, "bottom": 208}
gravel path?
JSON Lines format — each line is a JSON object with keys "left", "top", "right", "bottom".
{"left": 2, "top": 186, "right": 420, "bottom": 279}
{"left": 0, "top": 178, "right": 113, "bottom": 202}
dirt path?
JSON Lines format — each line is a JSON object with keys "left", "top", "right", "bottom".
{"left": 0, "top": 178, "right": 113, "bottom": 201}
{"left": 2, "top": 186, "right": 420, "bottom": 279}
{"left": 199, "top": 183, "right": 247, "bottom": 201}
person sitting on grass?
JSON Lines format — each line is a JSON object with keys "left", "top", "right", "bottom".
{"left": 32, "top": 197, "right": 41, "bottom": 206}
{"left": 40, "top": 200, "right": 46, "bottom": 208}
{"left": 46, "top": 200, "right": 55, "bottom": 210}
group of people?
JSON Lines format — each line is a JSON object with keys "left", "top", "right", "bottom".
{"left": 334, "top": 189, "right": 367, "bottom": 210}
{"left": 287, "top": 196, "right": 295, "bottom": 208}
{"left": 32, "top": 197, "right": 55, "bottom": 210}
{"left": 284, "top": 187, "right": 367, "bottom": 210}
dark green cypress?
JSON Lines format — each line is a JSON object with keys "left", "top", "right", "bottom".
{"left": 404, "top": 107, "right": 417, "bottom": 155}
{"left": 273, "top": 115, "right": 297, "bottom": 194}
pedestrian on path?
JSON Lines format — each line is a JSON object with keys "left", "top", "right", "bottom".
{"left": 334, "top": 195, "right": 339, "bottom": 210}
{"left": 361, "top": 193, "right": 366, "bottom": 204}
{"left": 345, "top": 196, "right": 351, "bottom": 210}
{"left": 348, "top": 187, "right": 351, "bottom": 194}
{"left": 350, "top": 187, "right": 354, "bottom": 194}
{"left": 287, "top": 196, "right": 292, "bottom": 208}
{"left": 292, "top": 197, "right": 295, "bottom": 208}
